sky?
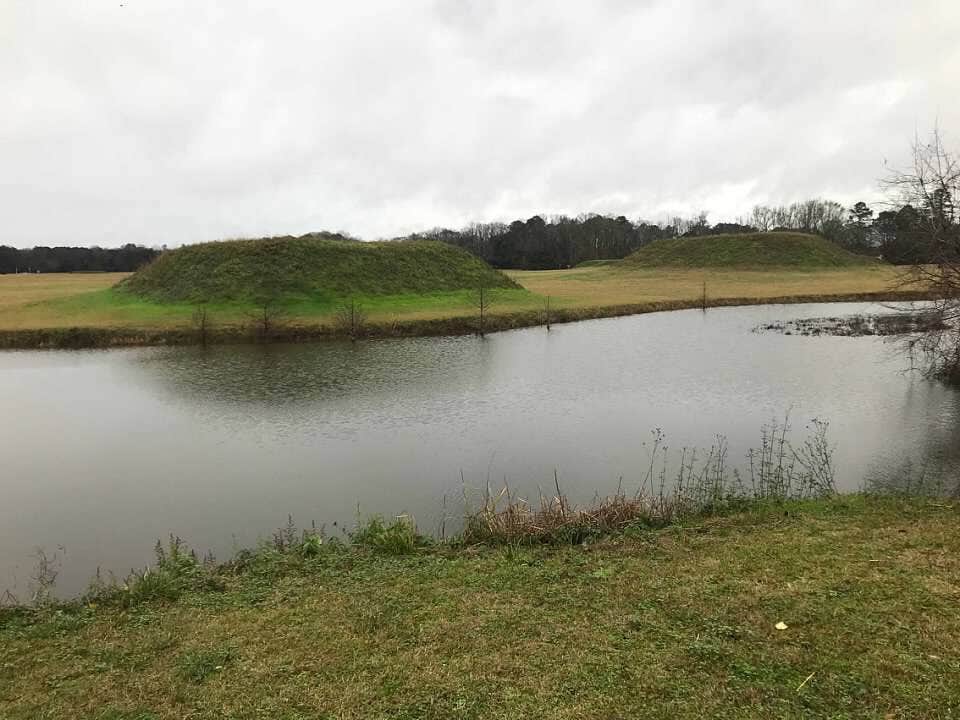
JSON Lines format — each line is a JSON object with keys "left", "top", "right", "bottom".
{"left": 2, "top": 1, "right": 960, "bottom": 249}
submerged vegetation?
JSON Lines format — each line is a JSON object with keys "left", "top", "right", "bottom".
{"left": 756, "top": 311, "right": 948, "bottom": 337}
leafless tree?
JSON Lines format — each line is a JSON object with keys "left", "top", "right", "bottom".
{"left": 475, "top": 285, "right": 491, "bottom": 337}
{"left": 750, "top": 206, "right": 774, "bottom": 232}
{"left": 248, "top": 300, "right": 286, "bottom": 342}
{"left": 335, "top": 298, "right": 367, "bottom": 341}
{"left": 883, "top": 127, "right": 960, "bottom": 383}
{"left": 192, "top": 304, "right": 211, "bottom": 346}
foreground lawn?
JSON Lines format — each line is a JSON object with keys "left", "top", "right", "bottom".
{"left": 0, "top": 264, "right": 913, "bottom": 335}
{"left": 2, "top": 496, "right": 959, "bottom": 718}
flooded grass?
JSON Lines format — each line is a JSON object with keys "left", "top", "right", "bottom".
{"left": 756, "top": 311, "right": 948, "bottom": 337}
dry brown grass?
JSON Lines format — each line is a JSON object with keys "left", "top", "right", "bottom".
{"left": 508, "top": 264, "right": 911, "bottom": 310}
{"left": 0, "top": 273, "right": 125, "bottom": 311}
{"left": 464, "top": 489, "right": 660, "bottom": 545}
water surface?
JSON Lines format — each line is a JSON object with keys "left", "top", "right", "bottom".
{"left": 2, "top": 302, "right": 958, "bottom": 596}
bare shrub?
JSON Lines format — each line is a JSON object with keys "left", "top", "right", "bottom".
{"left": 192, "top": 305, "right": 211, "bottom": 345}
{"left": 334, "top": 299, "right": 367, "bottom": 340}
{"left": 247, "top": 302, "right": 286, "bottom": 342}
{"left": 29, "top": 546, "right": 64, "bottom": 607}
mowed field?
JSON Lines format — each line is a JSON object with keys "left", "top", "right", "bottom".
{"left": 508, "top": 263, "right": 908, "bottom": 309}
{"left": 0, "top": 273, "right": 128, "bottom": 313}
{"left": 0, "top": 263, "right": 913, "bottom": 333}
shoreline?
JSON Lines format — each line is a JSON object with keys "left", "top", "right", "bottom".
{"left": 3, "top": 494, "right": 958, "bottom": 717}
{"left": 0, "top": 289, "right": 932, "bottom": 350}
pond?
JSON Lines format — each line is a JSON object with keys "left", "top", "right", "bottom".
{"left": 2, "top": 302, "right": 959, "bottom": 596}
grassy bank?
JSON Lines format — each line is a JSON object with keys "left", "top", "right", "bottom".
{"left": 2, "top": 495, "right": 959, "bottom": 718}
{"left": 0, "top": 264, "right": 926, "bottom": 349}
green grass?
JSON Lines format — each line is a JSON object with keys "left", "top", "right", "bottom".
{"left": 23, "top": 286, "right": 536, "bottom": 328}
{"left": 122, "top": 236, "right": 519, "bottom": 304}
{"left": 574, "top": 258, "right": 623, "bottom": 268}
{"left": 175, "top": 647, "right": 236, "bottom": 684}
{"left": 2, "top": 496, "right": 959, "bottom": 718}
{"left": 625, "top": 232, "right": 878, "bottom": 269}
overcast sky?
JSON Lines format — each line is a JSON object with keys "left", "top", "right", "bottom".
{"left": 3, "top": 1, "right": 959, "bottom": 248}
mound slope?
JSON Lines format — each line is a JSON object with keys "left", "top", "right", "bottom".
{"left": 123, "top": 235, "right": 518, "bottom": 304}
{"left": 624, "top": 232, "right": 878, "bottom": 269}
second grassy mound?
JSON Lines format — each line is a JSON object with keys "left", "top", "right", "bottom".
{"left": 625, "top": 232, "right": 878, "bottom": 269}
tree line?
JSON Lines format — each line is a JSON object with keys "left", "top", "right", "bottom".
{"left": 0, "top": 244, "right": 159, "bottom": 274}
{"left": 399, "top": 216, "right": 676, "bottom": 270}
{"left": 396, "top": 197, "right": 946, "bottom": 269}
{"left": 0, "top": 197, "right": 950, "bottom": 275}
{"left": 750, "top": 198, "right": 949, "bottom": 265}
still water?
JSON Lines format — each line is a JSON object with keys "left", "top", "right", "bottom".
{"left": 2, "top": 303, "right": 959, "bottom": 596}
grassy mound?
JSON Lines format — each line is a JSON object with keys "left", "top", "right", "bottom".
{"left": 122, "top": 235, "right": 518, "bottom": 304}
{"left": 624, "top": 232, "right": 878, "bottom": 269}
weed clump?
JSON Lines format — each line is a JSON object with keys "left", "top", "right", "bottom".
{"left": 176, "top": 646, "right": 235, "bottom": 684}
{"left": 463, "top": 417, "right": 837, "bottom": 546}
{"left": 351, "top": 515, "right": 431, "bottom": 555}
{"left": 83, "top": 536, "right": 224, "bottom": 609}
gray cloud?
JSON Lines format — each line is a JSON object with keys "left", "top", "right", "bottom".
{"left": 2, "top": 0, "right": 959, "bottom": 247}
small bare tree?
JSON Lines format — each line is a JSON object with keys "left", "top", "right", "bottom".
{"left": 335, "top": 298, "right": 367, "bottom": 341}
{"left": 884, "top": 127, "right": 960, "bottom": 383}
{"left": 247, "top": 298, "right": 286, "bottom": 342}
{"left": 475, "top": 286, "right": 490, "bottom": 337}
{"left": 192, "top": 304, "right": 211, "bottom": 346}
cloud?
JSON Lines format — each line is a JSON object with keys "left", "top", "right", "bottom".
{"left": 1, "top": 0, "right": 958, "bottom": 247}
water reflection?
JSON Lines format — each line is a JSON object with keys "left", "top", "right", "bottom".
{"left": 865, "top": 379, "right": 960, "bottom": 495}
{"left": 127, "top": 336, "right": 496, "bottom": 406}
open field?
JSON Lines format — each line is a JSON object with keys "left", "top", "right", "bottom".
{"left": 0, "top": 263, "right": 921, "bottom": 346}
{"left": 2, "top": 495, "right": 959, "bottom": 718}
{"left": 0, "top": 273, "right": 129, "bottom": 314}
{"left": 509, "top": 263, "right": 908, "bottom": 310}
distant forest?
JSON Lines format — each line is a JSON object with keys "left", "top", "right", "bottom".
{"left": 0, "top": 195, "right": 945, "bottom": 273}
{"left": 400, "top": 198, "right": 942, "bottom": 269}
{"left": 0, "top": 244, "right": 159, "bottom": 274}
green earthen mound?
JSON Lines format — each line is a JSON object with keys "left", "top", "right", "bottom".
{"left": 123, "top": 234, "right": 519, "bottom": 303}
{"left": 624, "top": 232, "right": 878, "bottom": 269}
